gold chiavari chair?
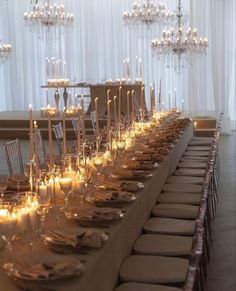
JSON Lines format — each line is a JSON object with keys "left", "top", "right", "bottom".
{"left": 3, "top": 139, "right": 24, "bottom": 175}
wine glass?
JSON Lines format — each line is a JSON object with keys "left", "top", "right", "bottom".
{"left": 0, "top": 176, "right": 9, "bottom": 198}
{"left": 36, "top": 186, "right": 51, "bottom": 234}
{"left": 0, "top": 202, "right": 17, "bottom": 262}
{"left": 78, "top": 162, "right": 93, "bottom": 202}
{"left": 93, "top": 152, "right": 104, "bottom": 176}
{"left": 59, "top": 177, "right": 72, "bottom": 210}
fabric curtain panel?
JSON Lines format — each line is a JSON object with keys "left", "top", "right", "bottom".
{"left": 0, "top": 0, "right": 235, "bottom": 131}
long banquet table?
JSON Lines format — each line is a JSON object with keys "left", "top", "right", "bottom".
{"left": 0, "top": 123, "right": 193, "bottom": 291}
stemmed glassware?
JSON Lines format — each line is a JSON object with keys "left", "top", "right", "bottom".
{"left": 0, "top": 202, "right": 17, "bottom": 262}
{"left": 0, "top": 176, "right": 9, "bottom": 198}
{"left": 59, "top": 176, "right": 72, "bottom": 210}
{"left": 78, "top": 160, "right": 93, "bottom": 202}
{"left": 36, "top": 187, "right": 51, "bottom": 234}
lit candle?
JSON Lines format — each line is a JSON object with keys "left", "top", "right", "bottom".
{"left": 158, "top": 79, "right": 162, "bottom": 112}
{"left": 29, "top": 104, "right": 33, "bottom": 159}
{"left": 114, "top": 96, "right": 117, "bottom": 127}
{"left": 150, "top": 83, "right": 155, "bottom": 114}
{"left": 141, "top": 86, "right": 144, "bottom": 119}
{"left": 182, "top": 99, "right": 185, "bottom": 112}
{"left": 107, "top": 100, "right": 111, "bottom": 142}
{"left": 77, "top": 108, "right": 81, "bottom": 152}
{"left": 81, "top": 95, "right": 85, "bottom": 141}
{"left": 131, "top": 89, "right": 135, "bottom": 122}
{"left": 127, "top": 91, "right": 130, "bottom": 123}
{"left": 95, "top": 97, "right": 99, "bottom": 137}
{"left": 63, "top": 107, "right": 67, "bottom": 155}
{"left": 118, "top": 86, "right": 122, "bottom": 124}
{"left": 47, "top": 106, "right": 53, "bottom": 169}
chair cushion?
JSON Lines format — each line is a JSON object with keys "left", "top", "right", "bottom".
{"left": 162, "top": 183, "right": 202, "bottom": 193}
{"left": 184, "top": 151, "right": 209, "bottom": 157}
{"left": 166, "top": 176, "right": 204, "bottom": 185}
{"left": 157, "top": 192, "right": 201, "bottom": 206}
{"left": 119, "top": 255, "right": 189, "bottom": 284}
{"left": 175, "top": 168, "right": 205, "bottom": 177}
{"left": 187, "top": 146, "right": 211, "bottom": 151}
{"left": 178, "top": 162, "right": 206, "bottom": 169}
{"left": 114, "top": 282, "right": 182, "bottom": 291}
{"left": 133, "top": 234, "right": 193, "bottom": 257}
{"left": 152, "top": 204, "right": 199, "bottom": 220}
{"left": 144, "top": 218, "right": 196, "bottom": 236}
{"left": 181, "top": 156, "right": 208, "bottom": 161}
{"left": 191, "top": 137, "right": 213, "bottom": 142}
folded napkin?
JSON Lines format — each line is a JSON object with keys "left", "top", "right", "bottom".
{"left": 94, "top": 191, "right": 134, "bottom": 202}
{"left": 73, "top": 207, "right": 122, "bottom": 222}
{"left": 123, "top": 160, "right": 153, "bottom": 171}
{"left": 47, "top": 229, "right": 107, "bottom": 249}
{"left": 4, "top": 258, "right": 84, "bottom": 281}
{"left": 99, "top": 180, "right": 143, "bottom": 192}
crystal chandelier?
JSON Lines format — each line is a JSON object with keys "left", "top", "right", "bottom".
{"left": 151, "top": 0, "right": 208, "bottom": 71}
{"left": 123, "top": 0, "right": 174, "bottom": 38}
{"left": 0, "top": 39, "right": 12, "bottom": 64}
{"left": 24, "top": 0, "right": 74, "bottom": 39}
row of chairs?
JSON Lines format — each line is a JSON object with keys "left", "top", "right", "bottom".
{"left": 114, "top": 113, "right": 223, "bottom": 291}
{"left": 3, "top": 115, "right": 97, "bottom": 175}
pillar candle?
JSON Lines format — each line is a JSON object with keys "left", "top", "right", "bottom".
{"left": 131, "top": 90, "right": 135, "bottom": 122}
{"left": 29, "top": 104, "right": 33, "bottom": 159}
{"left": 113, "top": 96, "right": 117, "bottom": 127}
{"left": 127, "top": 91, "right": 130, "bottom": 123}
{"left": 81, "top": 95, "right": 85, "bottom": 141}
{"left": 95, "top": 97, "right": 99, "bottom": 137}
{"left": 63, "top": 108, "right": 67, "bottom": 155}
{"left": 182, "top": 99, "right": 185, "bottom": 112}
{"left": 77, "top": 108, "right": 81, "bottom": 152}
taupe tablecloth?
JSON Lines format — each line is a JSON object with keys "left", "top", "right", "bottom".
{"left": 89, "top": 84, "right": 147, "bottom": 118}
{"left": 0, "top": 124, "right": 193, "bottom": 291}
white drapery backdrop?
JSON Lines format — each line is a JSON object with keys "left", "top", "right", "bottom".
{"left": 0, "top": 0, "right": 235, "bottom": 131}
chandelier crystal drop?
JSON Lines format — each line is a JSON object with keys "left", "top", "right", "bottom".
{"left": 123, "top": 0, "right": 174, "bottom": 38}
{"left": 0, "top": 39, "right": 12, "bottom": 64}
{"left": 24, "top": 0, "right": 74, "bottom": 39}
{"left": 151, "top": 0, "right": 208, "bottom": 71}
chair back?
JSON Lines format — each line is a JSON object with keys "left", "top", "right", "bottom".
{"left": 32, "top": 129, "right": 47, "bottom": 168}
{"left": 52, "top": 122, "right": 64, "bottom": 156}
{"left": 90, "top": 110, "right": 96, "bottom": 133}
{"left": 4, "top": 139, "right": 24, "bottom": 175}
{"left": 72, "top": 117, "right": 83, "bottom": 138}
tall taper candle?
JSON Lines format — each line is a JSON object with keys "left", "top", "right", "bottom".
{"left": 114, "top": 96, "right": 117, "bottom": 127}
{"left": 47, "top": 108, "right": 53, "bottom": 169}
{"left": 77, "top": 108, "right": 81, "bottom": 152}
{"left": 127, "top": 91, "right": 130, "bottom": 123}
{"left": 95, "top": 97, "right": 99, "bottom": 137}
{"left": 107, "top": 100, "right": 111, "bottom": 142}
{"left": 150, "top": 84, "right": 155, "bottom": 115}
{"left": 141, "top": 86, "right": 144, "bottom": 119}
{"left": 158, "top": 79, "right": 162, "bottom": 112}
{"left": 29, "top": 104, "right": 33, "bottom": 159}
{"left": 118, "top": 86, "right": 122, "bottom": 124}
{"left": 81, "top": 95, "right": 85, "bottom": 141}
{"left": 174, "top": 88, "right": 177, "bottom": 108}
{"left": 131, "top": 90, "right": 135, "bottom": 122}
{"left": 63, "top": 107, "right": 67, "bottom": 155}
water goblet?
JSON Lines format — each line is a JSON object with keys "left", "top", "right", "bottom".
{"left": 59, "top": 177, "right": 72, "bottom": 210}
{"left": 0, "top": 176, "right": 9, "bottom": 198}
